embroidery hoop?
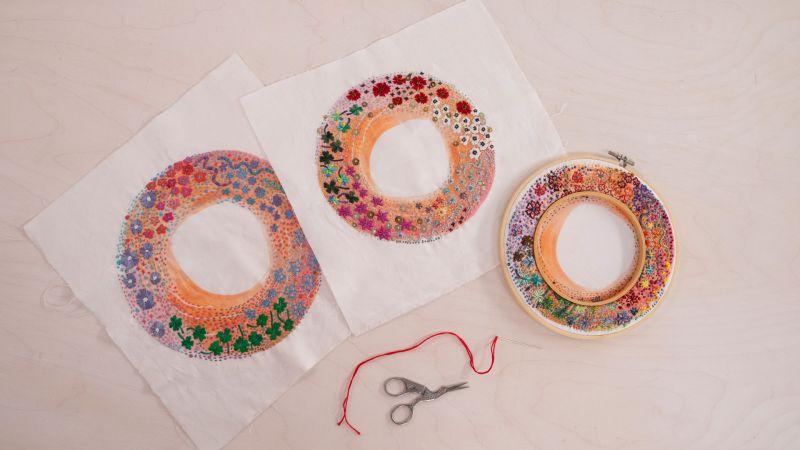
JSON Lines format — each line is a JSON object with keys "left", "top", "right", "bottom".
{"left": 499, "top": 152, "right": 677, "bottom": 338}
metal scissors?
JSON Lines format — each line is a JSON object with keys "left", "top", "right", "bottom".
{"left": 383, "top": 377, "right": 469, "bottom": 425}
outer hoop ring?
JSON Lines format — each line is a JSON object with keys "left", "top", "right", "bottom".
{"left": 499, "top": 153, "right": 678, "bottom": 338}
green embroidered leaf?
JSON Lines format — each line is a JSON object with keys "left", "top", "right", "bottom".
{"left": 168, "top": 316, "right": 182, "bottom": 331}
{"left": 283, "top": 318, "right": 295, "bottom": 332}
{"left": 349, "top": 105, "right": 363, "bottom": 116}
{"left": 330, "top": 140, "right": 343, "bottom": 153}
{"left": 208, "top": 341, "right": 224, "bottom": 356}
{"left": 256, "top": 313, "right": 268, "bottom": 327}
{"left": 181, "top": 336, "right": 194, "bottom": 350}
{"left": 539, "top": 296, "right": 553, "bottom": 311}
{"left": 319, "top": 151, "right": 334, "bottom": 165}
{"left": 274, "top": 297, "right": 287, "bottom": 314}
{"left": 344, "top": 192, "right": 359, "bottom": 203}
{"left": 267, "top": 322, "right": 282, "bottom": 341}
{"left": 331, "top": 113, "right": 342, "bottom": 122}
{"left": 192, "top": 326, "right": 206, "bottom": 341}
{"left": 323, "top": 181, "right": 339, "bottom": 194}
{"left": 321, "top": 131, "right": 334, "bottom": 143}
{"left": 216, "top": 328, "right": 232, "bottom": 344}
{"left": 337, "top": 122, "right": 351, "bottom": 133}
{"left": 249, "top": 332, "right": 264, "bottom": 346}
{"left": 233, "top": 336, "right": 249, "bottom": 353}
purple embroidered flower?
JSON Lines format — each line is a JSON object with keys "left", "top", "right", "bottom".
{"left": 271, "top": 194, "right": 283, "bottom": 207}
{"left": 136, "top": 289, "right": 155, "bottom": 310}
{"left": 273, "top": 269, "right": 286, "bottom": 283}
{"left": 358, "top": 217, "right": 374, "bottom": 230}
{"left": 149, "top": 320, "right": 165, "bottom": 338}
{"left": 283, "top": 284, "right": 297, "bottom": 299}
{"left": 355, "top": 203, "right": 368, "bottom": 214}
{"left": 255, "top": 187, "right": 265, "bottom": 198}
{"left": 375, "top": 227, "right": 391, "bottom": 240}
{"left": 352, "top": 181, "right": 362, "bottom": 190}
{"left": 150, "top": 271, "right": 161, "bottom": 285}
{"left": 371, "top": 197, "right": 384, "bottom": 206}
{"left": 288, "top": 261, "right": 300, "bottom": 275}
{"left": 346, "top": 166, "right": 356, "bottom": 176}
{"left": 140, "top": 191, "right": 156, "bottom": 208}
{"left": 292, "top": 302, "right": 306, "bottom": 317}
{"left": 338, "top": 206, "right": 352, "bottom": 218}
{"left": 130, "top": 219, "right": 142, "bottom": 235}
{"left": 140, "top": 243, "right": 153, "bottom": 259}
{"left": 376, "top": 210, "right": 388, "bottom": 222}
{"left": 122, "top": 272, "right": 136, "bottom": 288}
{"left": 119, "top": 249, "right": 138, "bottom": 270}
{"left": 400, "top": 218, "right": 413, "bottom": 231}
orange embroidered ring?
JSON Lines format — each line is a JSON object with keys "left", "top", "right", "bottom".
{"left": 501, "top": 156, "right": 676, "bottom": 337}
{"left": 316, "top": 72, "right": 495, "bottom": 243}
{"left": 116, "top": 150, "right": 320, "bottom": 360}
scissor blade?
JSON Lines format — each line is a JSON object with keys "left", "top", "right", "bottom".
{"left": 444, "top": 381, "right": 469, "bottom": 392}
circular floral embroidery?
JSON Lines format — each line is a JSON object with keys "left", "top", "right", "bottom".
{"left": 503, "top": 158, "right": 675, "bottom": 336}
{"left": 316, "top": 72, "right": 495, "bottom": 243}
{"left": 116, "top": 150, "right": 320, "bottom": 360}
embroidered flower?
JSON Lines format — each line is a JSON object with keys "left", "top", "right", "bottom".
{"left": 346, "top": 89, "right": 361, "bottom": 101}
{"left": 140, "top": 191, "right": 156, "bottom": 208}
{"left": 358, "top": 217, "right": 374, "bottom": 230}
{"left": 373, "top": 82, "right": 390, "bottom": 97}
{"left": 338, "top": 205, "right": 352, "bottom": 218}
{"left": 375, "top": 227, "right": 391, "bottom": 240}
{"left": 392, "top": 74, "right": 406, "bottom": 85}
{"left": 119, "top": 249, "right": 138, "bottom": 270}
{"left": 149, "top": 321, "right": 166, "bottom": 338}
{"left": 130, "top": 219, "right": 142, "bottom": 235}
{"left": 469, "top": 147, "right": 481, "bottom": 160}
{"left": 123, "top": 272, "right": 136, "bottom": 288}
{"left": 273, "top": 269, "right": 286, "bottom": 283}
{"left": 414, "top": 92, "right": 428, "bottom": 104}
{"left": 410, "top": 76, "right": 426, "bottom": 90}
{"left": 140, "top": 243, "right": 153, "bottom": 259}
{"left": 436, "top": 87, "right": 449, "bottom": 99}
{"left": 150, "top": 271, "right": 161, "bottom": 285}
{"left": 456, "top": 100, "right": 472, "bottom": 115}
{"left": 135, "top": 289, "right": 155, "bottom": 310}
{"left": 355, "top": 203, "right": 368, "bottom": 214}
{"left": 392, "top": 96, "right": 403, "bottom": 106}
{"left": 371, "top": 196, "right": 384, "bottom": 206}
{"left": 376, "top": 210, "right": 388, "bottom": 222}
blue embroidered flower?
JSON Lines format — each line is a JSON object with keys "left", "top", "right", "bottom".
{"left": 306, "top": 254, "right": 320, "bottom": 271}
{"left": 119, "top": 249, "right": 138, "bottom": 270}
{"left": 288, "top": 261, "right": 300, "bottom": 275}
{"left": 261, "top": 297, "right": 272, "bottom": 308}
{"left": 244, "top": 309, "right": 256, "bottom": 319}
{"left": 271, "top": 194, "right": 282, "bottom": 207}
{"left": 241, "top": 185, "right": 249, "bottom": 194}
{"left": 130, "top": 219, "right": 142, "bottom": 235}
{"left": 140, "top": 243, "right": 153, "bottom": 259}
{"left": 149, "top": 320, "right": 166, "bottom": 338}
{"left": 236, "top": 168, "right": 247, "bottom": 179}
{"left": 248, "top": 176, "right": 257, "bottom": 185}
{"left": 136, "top": 289, "right": 155, "bottom": 310}
{"left": 293, "top": 230, "right": 305, "bottom": 245}
{"left": 247, "top": 198, "right": 255, "bottom": 205}
{"left": 615, "top": 311, "right": 631, "bottom": 325}
{"left": 123, "top": 272, "right": 136, "bottom": 288}
{"left": 150, "top": 272, "right": 161, "bottom": 285}
{"left": 267, "top": 288, "right": 277, "bottom": 299}
{"left": 255, "top": 187, "right": 266, "bottom": 198}
{"left": 233, "top": 194, "right": 242, "bottom": 202}
{"left": 284, "top": 210, "right": 294, "bottom": 219}
{"left": 283, "top": 284, "right": 297, "bottom": 299}
{"left": 140, "top": 191, "right": 156, "bottom": 208}
{"left": 321, "top": 164, "right": 335, "bottom": 177}
{"left": 271, "top": 224, "right": 278, "bottom": 232}
{"left": 273, "top": 269, "right": 286, "bottom": 283}
{"left": 301, "top": 274, "right": 315, "bottom": 292}
{"left": 292, "top": 302, "right": 306, "bottom": 317}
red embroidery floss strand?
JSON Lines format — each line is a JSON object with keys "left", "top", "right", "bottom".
{"left": 336, "top": 331, "right": 499, "bottom": 435}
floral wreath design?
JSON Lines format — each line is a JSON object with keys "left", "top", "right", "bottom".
{"left": 316, "top": 72, "right": 495, "bottom": 243}
{"left": 116, "top": 150, "right": 320, "bottom": 360}
{"left": 503, "top": 158, "right": 675, "bottom": 336}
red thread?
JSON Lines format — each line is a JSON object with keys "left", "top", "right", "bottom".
{"left": 336, "top": 331, "right": 499, "bottom": 435}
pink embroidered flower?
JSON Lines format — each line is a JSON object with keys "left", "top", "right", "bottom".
{"left": 400, "top": 218, "right": 413, "bottom": 230}
{"left": 359, "top": 188, "right": 368, "bottom": 196}
{"left": 375, "top": 227, "right": 391, "bottom": 240}
{"left": 178, "top": 175, "right": 190, "bottom": 186}
{"left": 392, "top": 74, "right": 406, "bottom": 85}
{"left": 414, "top": 93, "right": 428, "bottom": 104}
{"left": 376, "top": 210, "right": 388, "bottom": 222}
{"left": 338, "top": 206, "right": 352, "bottom": 218}
{"left": 371, "top": 197, "right": 384, "bottom": 206}
{"left": 180, "top": 186, "right": 192, "bottom": 197}
{"left": 346, "top": 89, "right": 361, "bottom": 101}
{"left": 346, "top": 166, "right": 356, "bottom": 176}
{"left": 410, "top": 76, "right": 426, "bottom": 90}
{"left": 355, "top": 203, "right": 368, "bottom": 214}
{"left": 358, "top": 217, "right": 374, "bottom": 230}
{"left": 168, "top": 198, "right": 180, "bottom": 209}
{"left": 456, "top": 100, "right": 472, "bottom": 115}
{"left": 156, "top": 202, "right": 165, "bottom": 211}
{"left": 373, "top": 82, "right": 390, "bottom": 97}
{"left": 162, "top": 212, "right": 174, "bottom": 222}
{"left": 352, "top": 180, "right": 361, "bottom": 190}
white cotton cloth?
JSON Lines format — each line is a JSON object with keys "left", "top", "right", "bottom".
{"left": 242, "top": 0, "right": 564, "bottom": 334}
{"left": 24, "top": 55, "right": 351, "bottom": 450}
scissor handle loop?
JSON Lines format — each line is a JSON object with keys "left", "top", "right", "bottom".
{"left": 389, "top": 403, "right": 414, "bottom": 425}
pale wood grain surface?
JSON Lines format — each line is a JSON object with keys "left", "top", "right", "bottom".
{"left": 2, "top": 1, "right": 799, "bottom": 449}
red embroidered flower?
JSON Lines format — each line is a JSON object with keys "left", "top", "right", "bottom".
{"left": 143, "top": 229, "right": 154, "bottom": 239}
{"left": 373, "top": 82, "right": 390, "bottom": 97}
{"left": 414, "top": 92, "right": 428, "bottom": 104}
{"left": 155, "top": 202, "right": 165, "bottom": 211}
{"left": 146, "top": 181, "right": 157, "bottom": 190}
{"left": 571, "top": 171, "right": 584, "bottom": 183}
{"left": 534, "top": 184, "right": 546, "bottom": 196}
{"left": 180, "top": 186, "right": 192, "bottom": 197}
{"left": 162, "top": 212, "right": 174, "bottom": 222}
{"left": 166, "top": 168, "right": 176, "bottom": 178}
{"left": 156, "top": 224, "right": 167, "bottom": 235}
{"left": 165, "top": 178, "right": 176, "bottom": 189}
{"left": 181, "top": 164, "right": 193, "bottom": 175}
{"left": 392, "top": 96, "right": 403, "bottom": 105}
{"left": 436, "top": 87, "right": 449, "bottom": 99}
{"left": 392, "top": 74, "right": 406, "bottom": 85}
{"left": 346, "top": 89, "right": 361, "bottom": 101}
{"left": 194, "top": 172, "right": 206, "bottom": 182}
{"left": 456, "top": 100, "right": 472, "bottom": 115}
{"left": 410, "top": 76, "right": 426, "bottom": 90}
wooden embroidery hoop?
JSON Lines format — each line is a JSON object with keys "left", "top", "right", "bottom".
{"left": 499, "top": 152, "right": 678, "bottom": 339}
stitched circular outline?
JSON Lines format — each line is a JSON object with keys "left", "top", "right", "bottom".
{"left": 500, "top": 156, "right": 676, "bottom": 337}
{"left": 116, "top": 150, "right": 320, "bottom": 360}
{"left": 315, "top": 71, "right": 495, "bottom": 243}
